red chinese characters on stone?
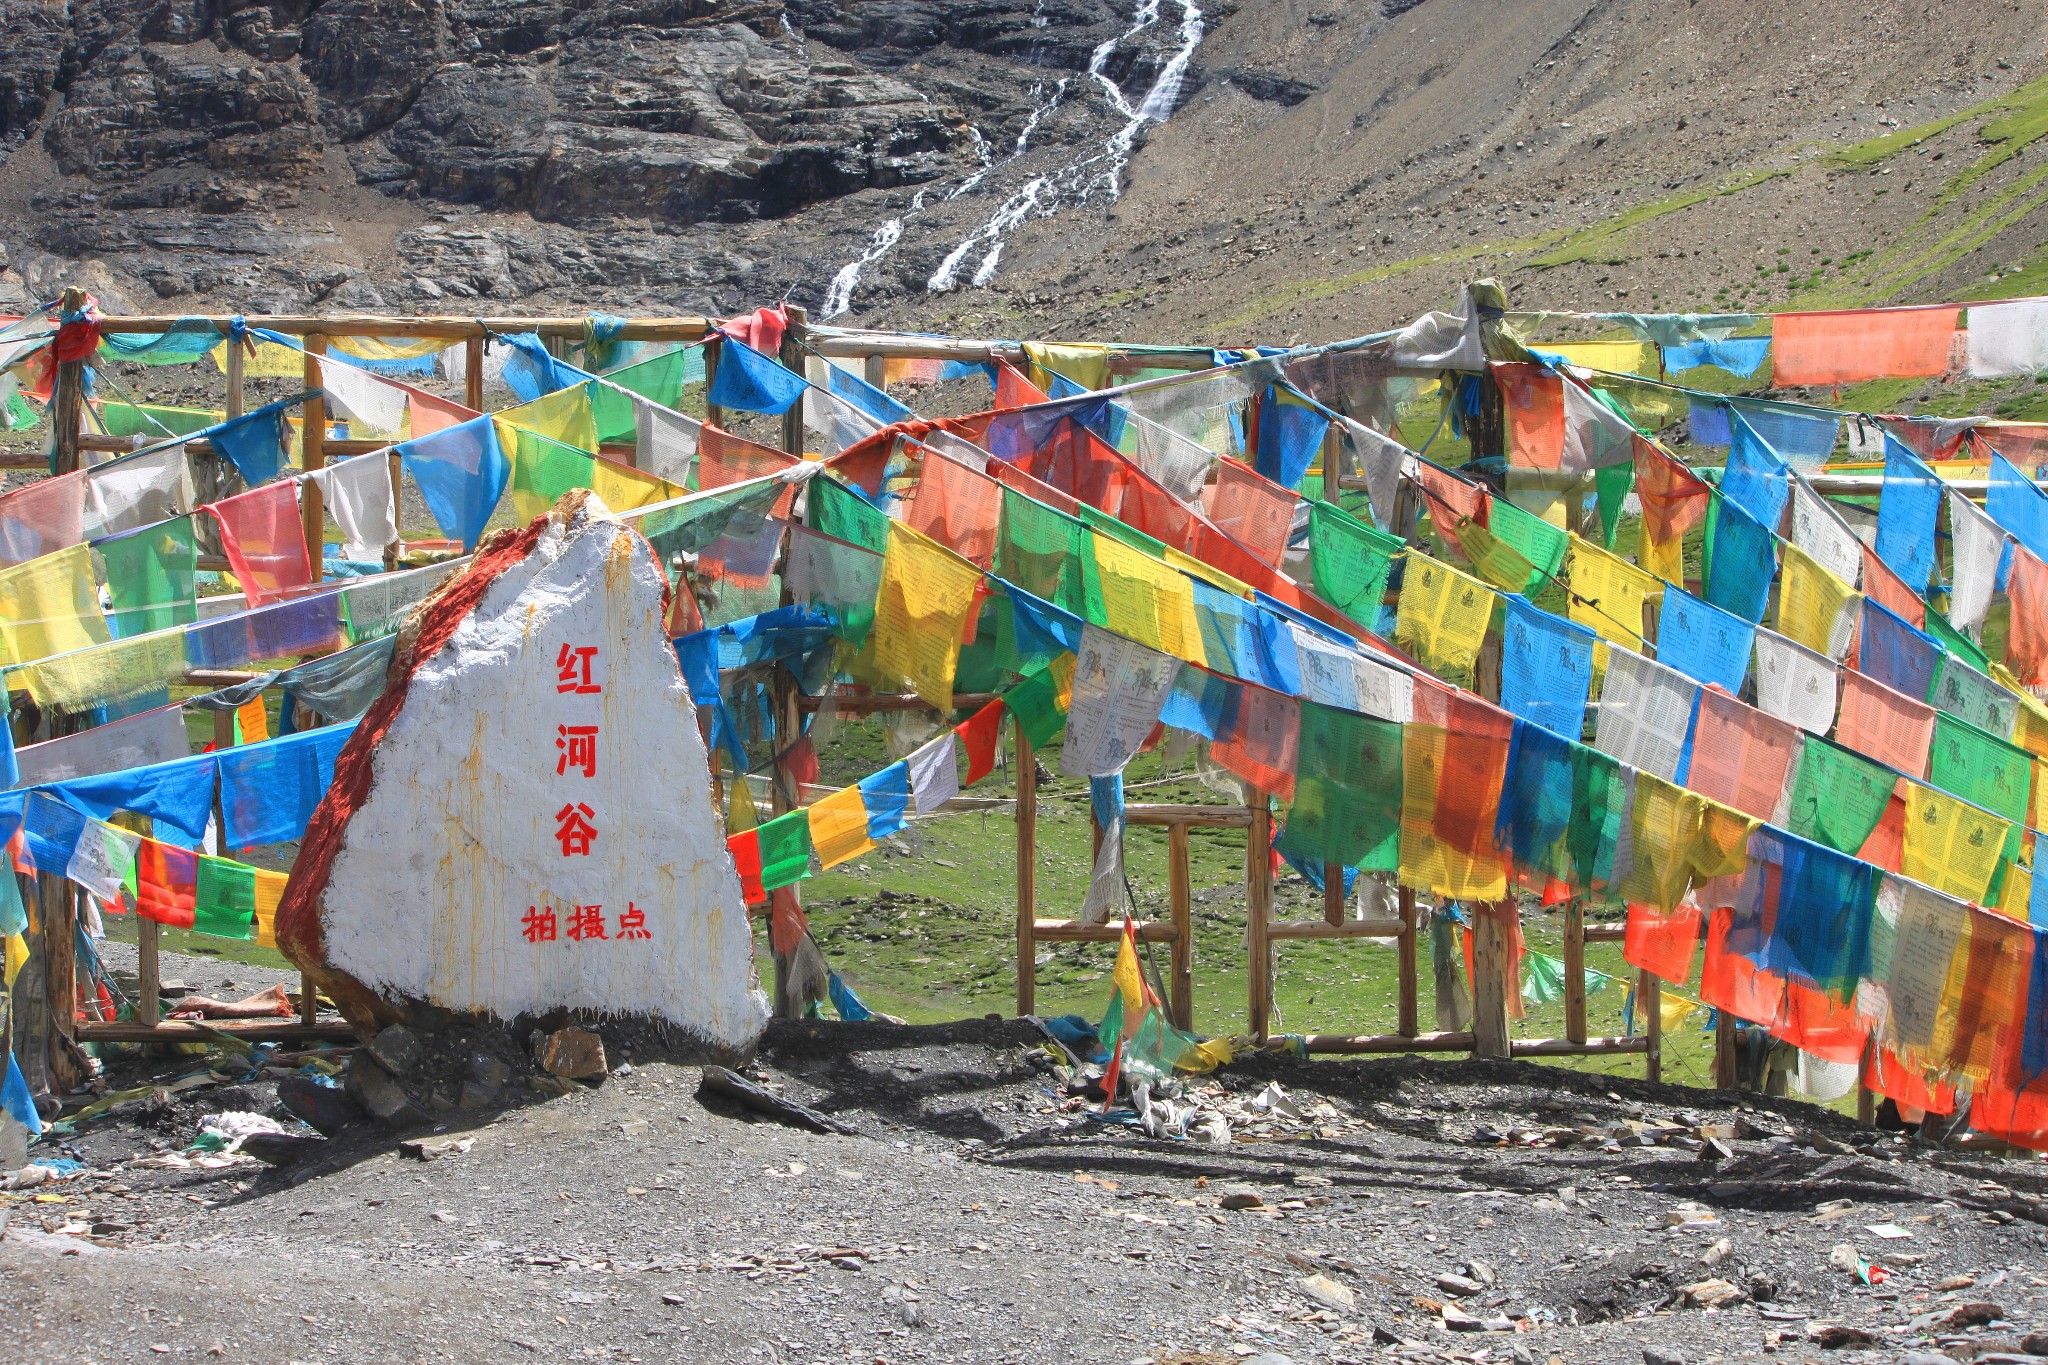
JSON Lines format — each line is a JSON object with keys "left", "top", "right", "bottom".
{"left": 565, "top": 903, "right": 607, "bottom": 941}
{"left": 556, "top": 643, "right": 601, "bottom": 695}
{"left": 521, "top": 904, "right": 556, "bottom": 943}
{"left": 617, "top": 901, "right": 650, "bottom": 940}
{"left": 555, "top": 802, "right": 598, "bottom": 857}
{"left": 555, "top": 724, "right": 599, "bottom": 778}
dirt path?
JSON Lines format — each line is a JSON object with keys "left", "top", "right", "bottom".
{"left": 5, "top": 1004, "right": 2047, "bottom": 1365}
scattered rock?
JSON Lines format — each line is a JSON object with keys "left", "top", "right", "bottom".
{"left": 1436, "top": 1273, "right": 1483, "bottom": 1297}
{"left": 1465, "top": 1258, "right": 1497, "bottom": 1287}
{"left": 276, "top": 1074, "right": 365, "bottom": 1136}
{"left": 2023, "top": 1333, "right": 2048, "bottom": 1356}
{"left": 1643, "top": 1348, "right": 1687, "bottom": 1365}
{"left": 1219, "top": 1193, "right": 1265, "bottom": 1211}
{"left": 367, "top": 1023, "right": 424, "bottom": 1076}
{"left": 342, "top": 1055, "right": 428, "bottom": 1126}
{"left": 536, "top": 1027, "right": 608, "bottom": 1081}
{"left": 1300, "top": 1274, "right": 1354, "bottom": 1311}
{"left": 1941, "top": 1303, "right": 2005, "bottom": 1330}
{"left": 1812, "top": 1325, "right": 1879, "bottom": 1350}
{"left": 1677, "top": 1279, "right": 1744, "bottom": 1310}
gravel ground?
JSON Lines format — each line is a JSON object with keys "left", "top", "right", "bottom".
{"left": 5, "top": 955, "right": 2048, "bottom": 1365}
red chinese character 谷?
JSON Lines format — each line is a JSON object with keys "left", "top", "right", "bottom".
{"left": 565, "top": 903, "right": 607, "bottom": 941}
{"left": 521, "top": 904, "right": 556, "bottom": 943}
{"left": 555, "top": 724, "right": 599, "bottom": 778}
{"left": 616, "top": 901, "right": 650, "bottom": 940}
{"left": 554, "top": 802, "right": 598, "bottom": 857}
{"left": 556, "top": 643, "right": 601, "bottom": 695}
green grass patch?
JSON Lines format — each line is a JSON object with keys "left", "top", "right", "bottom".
{"left": 1524, "top": 168, "right": 1792, "bottom": 270}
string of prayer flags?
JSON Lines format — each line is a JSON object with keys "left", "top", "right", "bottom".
{"left": 1416, "top": 462, "right": 1487, "bottom": 561}
{"left": 206, "top": 480, "right": 313, "bottom": 607}
{"left": 1685, "top": 685, "right": 1802, "bottom": 822}
{"left": 1561, "top": 376, "right": 1638, "bottom": 471}
{"left": 0, "top": 469, "right": 86, "bottom": 569}
{"left": 1777, "top": 542, "right": 1861, "bottom": 660}
{"left": 1631, "top": 440, "right": 1711, "bottom": 584}
{"left": 1283, "top": 701, "right": 1403, "bottom": 872}
{"left": 1500, "top": 595, "right": 1596, "bottom": 738}
{"left": 1656, "top": 586, "right": 1755, "bottom": 697}
{"left": 1307, "top": 500, "right": 1399, "bottom": 624}
{"left": 1772, "top": 306, "right": 1960, "bottom": 387}
{"left": 1753, "top": 627, "right": 1837, "bottom": 734}
{"left": 1704, "top": 493, "right": 1777, "bottom": 624}
{"left": 807, "top": 784, "right": 875, "bottom": 871}
{"left": 904, "top": 731, "right": 960, "bottom": 815}
{"left": 1593, "top": 648, "right": 1696, "bottom": 782}
{"left": 314, "top": 353, "right": 407, "bottom": 438}
{"left": 1837, "top": 668, "right": 1937, "bottom": 780}
{"left": 856, "top": 763, "right": 911, "bottom": 842}
{"left": 1874, "top": 435, "right": 1943, "bottom": 591}
{"left": 706, "top": 336, "right": 807, "bottom": 416}
{"left": 1566, "top": 534, "right": 1659, "bottom": 650}
{"left": 1855, "top": 599, "right": 1942, "bottom": 702}
{"left": 634, "top": 395, "right": 701, "bottom": 485}
{"left": 956, "top": 697, "right": 1007, "bottom": 786}
{"left": 98, "top": 519, "right": 197, "bottom": 640}
{"left": 1928, "top": 712, "right": 2033, "bottom": 831}
{"left": 1948, "top": 490, "right": 2006, "bottom": 637}
{"left": 1616, "top": 773, "right": 1708, "bottom": 912}
{"left": 208, "top": 402, "right": 289, "bottom": 486}
{"left": 1567, "top": 743, "right": 1630, "bottom": 891}
{"left": 308, "top": 454, "right": 398, "bottom": 562}
{"left": 1394, "top": 552, "right": 1494, "bottom": 688}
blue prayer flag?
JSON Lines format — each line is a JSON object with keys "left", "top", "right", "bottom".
{"left": 1989, "top": 453, "right": 2048, "bottom": 563}
{"left": 1500, "top": 595, "right": 1596, "bottom": 738}
{"left": 1255, "top": 387, "right": 1327, "bottom": 490}
{"left": 399, "top": 414, "right": 510, "bottom": 551}
{"left": 1857, "top": 599, "right": 1942, "bottom": 702}
{"left": 209, "top": 401, "right": 290, "bottom": 486}
{"left": 1655, "top": 586, "right": 1756, "bottom": 696}
{"left": 858, "top": 763, "right": 911, "bottom": 841}
{"left": 1875, "top": 434, "right": 1942, "bottom": 591}
{"left": 1723, "top": 411, "right": 1790, "bottom": 531}
{"left": 1705, "top": 494, "right": 1776, "bottom": 624}
{"left": 217, "top": 721, "right": 358, "bottom": 849}
{"left": 708, "top": 336, "right": 808, "bottom": 415}
{"left": 1662, "top": 336, "right": 1771, "bottom": 378}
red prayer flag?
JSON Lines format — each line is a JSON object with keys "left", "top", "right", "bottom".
{"left": 1493, "top": 361, "right": 1564, "bottom": 470}
{"left": 206, "top": 478, "right": 312, "bottom": 606}
{"left": 1209, "top": 682, "right": 1301, "bottom": 802}
{"left": 135, "top": 838, "right": 197, "bottom": 929}
{"left": 1772, "top": 307, "right": 1959, "bottom": 387}
{"left": 907, "top": 445, "right": 1002, "bottom": 567}
{"left": 1622, "top": 901, "right": 1702, "bottom": 983}
{"left": 956, "top": 698, "right": 1007, "bottom": 785}
{"left": 768, "top": 885, "right": 808, "bottom": 956}
{"left": 1631, "top": 438, "right": 1710, "bottom": 546}
{"left": 2007, "top": 544, "right": 2048, "bottom": 687}
{"left": 992, "top": 360, "right": 1050, "bottom": 410}
{"left": 1203, "top": 456, "right": 1296, "bottom": 566}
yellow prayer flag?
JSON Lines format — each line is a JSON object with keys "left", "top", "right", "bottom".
{"left": 1111, "top": 924, "right": 1147, "bottom": 1021}
{"left": 1550, "top": 340, "right": 1658, "bottom": 377}
{"left": 1659, "top": 991, "right": 1700, "bottom": 1034}
{"left": 497, "top": 382, "right": 599, "bottom": 453}
{"left": 1901, "top": 781, "right": 2008, "bottom": 905}
{"left": 235, "top": 697, "right": 269, "bottom": 745}
{"left": 591, "top": 459, "right": 679, "bottom": 513}
{"left": 1777, "top": 542, "right": 1860, "bottom": 659}
{"left": 252, "top": 869, "right": 287, "bottom": 948}
{"left": 1397, "top": 723, "right": 1508, "bottom": 902}
{"left": 1566, "top": 534, "right": 1659, "bottom": 650}
{"left": 807, "top": 785, "right": 875, "bottom": 871}
{"left": 15, "top": 629, "right": 190, "bottom": 711}
{"left": 0, "top": 543, "right": 111, "bottom": 668}
{"left": 1996, "top": 861, "right": 2032, "bottom": 922}
{"left": 3, "top": 932, "right": 26, "bottom": 989}
{"left": 1089, "top": 532, "right": 1206, "bottom": 666}
{"left": 1163, "top": 544, "right": 1249, "bottom": 598}
{"left": 867, "top": 521, "right": 984, "bottom": 712}
{"left": 1051, "top": 650, "right": 1077, "bottom": 711}
{"left": 1638, "top": 525, "right": 1684, "bottom": 586}
{"left": 1690, "top": 800, "right": 1757, "bottom": 881}
{"left": 1618, "top": 773, "right": 1707, "bottom": 912}
{"left": 210, "top": 339, "right": 305, "bottom": 378}
{"left": 1393, "top": 552, "right": 1495, "bottom": 688}
{"left": 1455, "top": 520, "right": 1538, "bottom": 595}
{"left": 726, "top": 773, "right": 758, "bottom": 835}
{"left": 1022, "top": 341, "right": 1110, "bottom": 393}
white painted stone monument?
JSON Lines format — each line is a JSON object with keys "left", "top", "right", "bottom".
{"left": 279, "top": 491, "right": 765, "bottom": 1055}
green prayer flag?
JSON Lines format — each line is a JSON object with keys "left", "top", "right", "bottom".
{"left": 1925, "top": 608, "right": 1990, "bottom": 675}
{"left": 1568, "top": 743, "right": 1628, "bottom": 893}
{"left": 810, "top": 477, "right": 889, "bottom": 554}
{"left": 994, "top": 488, "right": 1090, "bottom": 617}
{"left": 1485, "top": 497, "right": 1569, "bottom": 594}
{"left": 192, "top": 857, "right": 257, "bottom": 940}
{"left": 1002, "top": 665, "right": 1068, "bottom": 749}
{"left": 1594, "top": 462, "right": 1634, "bottom": 549}
{"left": 1786, "top": 738, "right": 1895, "bottom": 855}
{"left": 590, "top": 348, "right": 696, "bottom": 443}
{"left": 508, "top": 427, "right": 595, "bottom": 522}
{"left": 98, "top": 401, "right": 221, "bottom": 439}
{"left": 100, "top": 517, "right": 198, "bottom": 639}
{"left": 1308, "top": 501, "right": 1401, "bottom": 621}
{"left": 1522, "top": 950, "right": 1567, "bottom": 1006}
{"left": 756, "top": 810, "right": 814, "bottom": 891}
{"left": 1929, "top": 712, "right": 2032, "bottom": 824}
{"left": 1278, "top": 703, "right": 1403, "bottom": 871}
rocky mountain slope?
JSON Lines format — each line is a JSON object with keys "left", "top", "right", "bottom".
{"left": 0, "top": 0, "right": 2044, "bottom": 346}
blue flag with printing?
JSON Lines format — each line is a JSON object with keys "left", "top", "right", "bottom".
{"left": 398, "top": 414, "right": 510, "bottom": 551}
{"left": 1874, "top": 434, "right": 1942, "bottom": 591}
{"left": 1655, "top": 586, "right": 1756, "bottom": 696}
{"left": 1706, "top": 495, "right": 1776, "bottom": 624}
{"left": 1501, "top": 595, "right": 1596, "bottom": 738}
{"left": 708, "top": 336, "right": 808, "bottom": 415}
{"left": 1989, "top": 453, "right": 2048, "bottom": 563}
{"left": 1723, "top": 411, "right": 1790, "bottom": 531}
{"left": 1857, "top": 599, "right": 1942, "bottom": 702}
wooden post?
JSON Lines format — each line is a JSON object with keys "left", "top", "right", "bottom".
{"left": 136, "top": 914, "right": 160, "bottom": 1028}
{"left": 704, "top": 338, "right": 724, "bottom": 430}
{"left": 41, "top": 300, "right": 87, "bottom": 1087}
{"left": 51, "top": 289, "right": 86, "bottom": 476}
{"left": 1322, "top": 861, "right": 1345, "bottom": 926}
{"left": 1396, "top": 885, "right": 1419, "bottom": 1038}
{"left": 779, "top": 306, "right": 808, "bottom": 458}
{"left": 224, "top": 333, "right": 246, "bottom": 420}
{"left": 1856, "top": 1041, "right": 1876, "bottom": 1127}
{"left": 1640, "top": 968, "right": 1663, "bottom": 1083}
{"left": 1168, "top": 821, "right": 1193, "bottom": 1031}
{"left": 1713, "top": 1009, "right": 1738, "bottom": 1089}
{"left": 463, "top": 335, "right": 485, "bottom": 412}
{"left": 1015, "top": 722, "right": 1037, "bottom": 1018}
{"left": 1563, "top": 898, "right": 1587, "bottom": 1045}
{"left": 301, "top": 333, "right": 327, "bottom": 579}
{"left": 863, "top": 354, "right": 887, "bottom": 391}
{"left": 1246, "top": 793, "right": 1272, "bottom": 1040}
{"left": 1469, "top": 900, "right": 1512, "bottom": 1060}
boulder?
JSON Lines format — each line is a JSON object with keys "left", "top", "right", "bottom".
{"left": 278, "top": 492, "right": 766, "bottom": 1060}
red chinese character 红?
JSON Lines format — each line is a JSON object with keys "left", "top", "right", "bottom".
{"left": 565, "top": 904, "right": 607, "bottom": 941}
{"left": 521, "top": 904, "right": 556, "bottom": 943}
{"left": 616, "top": 901, "right": 649, "bottom": 940}
{"left": 555, "top": 643, "right": 601, "bottom": 695}
{"left": 555, "top": 724, "right": 599, "bottom": 778}
{"left": 554, "top": 802, "right": 598, "bottom": 857}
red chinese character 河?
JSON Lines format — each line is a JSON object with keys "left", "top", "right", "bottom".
{"left": 556, "top": 643, "right": 601, "bottom": 695}
{"left": 555, "top": 724, "right": 599, "bottom": 778}
{"left": 617, "top": 901, "right": 650, "bottom": 940}
{"left": 554, "top": 802, "right": 598, "bottom": 857}
{"left": 565, "top": 904, "right": 607, "bottom": 941}
{"left": 521, "top": 904, "right": 556, "bottom": 943}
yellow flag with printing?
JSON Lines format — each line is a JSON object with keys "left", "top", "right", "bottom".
{"left": 496, "top": 382, "right": 599, "bottom": 454}
{"left": 1394, "top": 552, "right": 1494, "bottom": 688}
{"left": 867, "top": 521, "right": 984, "bottom": 712}
{"left": 252, "top": 870, "right": 287, "bottom": 948}
{"left": 807, "top": 785, "right": 875, "bottom": 871}
{"left": 0, "top": 543, "right": 111, "bottom": 668}
{"left": 1901, "top": 781, "right": 2008, "bottom": 905}
{"left": 1566, "top": 534, "right": 1660, "bottom": 651}
{"left": 1777, "top": 542, "right": 1860, "bottom": 659}
{"left": 1089, "top": 532, "right": 1205, "bottom": 666}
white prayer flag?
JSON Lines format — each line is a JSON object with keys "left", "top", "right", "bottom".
{"left": 1947, "top": 489, "right": 2004, "bottom": 637}
{"left": 1593, "top": 649, "right": 1696, "bottom": 781}
{"left": 1060, "top": 625, "right": 1176, "bottom": 778}
{"left": 315, "top": 354, "right": 408, "bottom": 438}
{"left": 66, "top": 816, "right": 139, "bottom": 907}
{"left": 633, "top": 396, "right": 701, "bottom": 486}
{"left": 1789, "top": 480, "right": 1863, "bottom": 588}
{"left": 904, "top": 732, "right": 959, "bottom": 816}
{"left": 1966, "top": 299, "right": 2048, "bottom": 378}
{"left": 86, "top": 445, "right": 193, "bottom": 538}
{"left": 14, "top": 703, "right": 191, "bottom": 786}
{"left": 309, "top": 453, "right": 399, "bottom": 562}
{"left": 1752, "top": 627, "right": 1838, "bottom": 735}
